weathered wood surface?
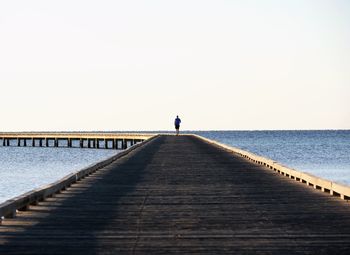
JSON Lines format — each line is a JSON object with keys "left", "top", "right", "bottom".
{"left": 1, "top": 135, "right": 350, "bottom": 254}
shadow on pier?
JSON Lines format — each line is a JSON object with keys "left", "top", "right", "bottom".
{"left": 1, "top": 135, "right": 350, "bottom": 254}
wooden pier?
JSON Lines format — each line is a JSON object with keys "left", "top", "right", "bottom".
{"left": 0, "top": 132, "right": 152, "bottom": 150}
{"left": 1, "top": 135, "right": 350, "bottom": 254}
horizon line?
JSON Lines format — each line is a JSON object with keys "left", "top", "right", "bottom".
{"left": 0, "top": 129, "right": 349, "bottom": 133}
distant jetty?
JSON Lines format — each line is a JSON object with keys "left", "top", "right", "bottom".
{"left": 0, "top": 132, "right": 153, "bottom": 150}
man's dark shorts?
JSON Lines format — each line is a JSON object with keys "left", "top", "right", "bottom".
{"left": 175, "top": 125, "right": 180, "bottom": 129}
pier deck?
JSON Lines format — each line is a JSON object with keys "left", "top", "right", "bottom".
{"left": 1, "top": 135, "right": 350, "bottom": 254}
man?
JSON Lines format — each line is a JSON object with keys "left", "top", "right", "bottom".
{"left": 174, "top": 115, "right": 181, "bottom": 136}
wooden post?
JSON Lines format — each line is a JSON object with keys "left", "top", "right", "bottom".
{"left": 96, "top": 139, "right": 99, "bottom": 149}
{"left": 55, "top": 139, "right": 58, "bottom": 147}
{"left": 46, "top": 138, "right": 49, "bottom": 147}
{"left": 39, "top": 139, "right": 43, "bottom": 147}
{"left": 112, "top": 139, "right": 116, "bottom": 149}
{"left": 2, "top": 138, "right": 5, "bottom": 146}
{"left": 80, "top": 139, "right": 83, "bottom": 148}
{"left": 32, "top": 138, "right": 35, "bottom": 147}
{"left": 104, "top": 139, "right": 108, "bottom": 149}
{"left": 17, "top": 138, "right": 20, "bottom": 147}
{"left": 24, "top": 139, "right": 27, "bottom": 147}
{"left": 7, "top": 139, "right": 10, "bottom": 146}
{"left": 68, "top": 139, "right": 72, "bottom": 147}
{"left": 116, "top": 139, "right": 120, "bottom": 149}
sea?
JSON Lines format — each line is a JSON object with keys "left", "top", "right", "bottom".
{"left": 193, "top": 130, "right": 350, "bottom": 186}
{"left": 0, "top": 130, "right": 349, "bottom": 204}
{"left": 0, "top": 145, "right": 118, "bottom": 203}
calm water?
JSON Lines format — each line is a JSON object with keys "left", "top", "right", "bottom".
{"left": 1, "top": 130, "right": 349, "bottom": 204}
{"left": 192, "top": 130, "right": 350, "bottom": 186}
{"left": 0, "top": 146, "right": 118, "bottom": 203}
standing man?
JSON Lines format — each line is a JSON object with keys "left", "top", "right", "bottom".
{"left": 174, "top": 115, "right": 181, "bottom": 136}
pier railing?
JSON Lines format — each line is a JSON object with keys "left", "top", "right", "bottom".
{"left": 0, "top": 135, "right": 158, "bottom": 221}
{"left": 193, "top": 134, "right": 350, "bottom": 201}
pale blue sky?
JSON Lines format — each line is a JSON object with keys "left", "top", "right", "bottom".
{"left": 0, "top": 0, "right": 349, "bottom": 131}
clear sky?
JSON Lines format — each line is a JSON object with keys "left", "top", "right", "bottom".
{"left": 0, "top": 0, "right": 349, "bottom": 131}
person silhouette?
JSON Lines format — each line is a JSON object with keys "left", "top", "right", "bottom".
{"left": 174, "top": 115, "right": 181, "bottom": 136}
